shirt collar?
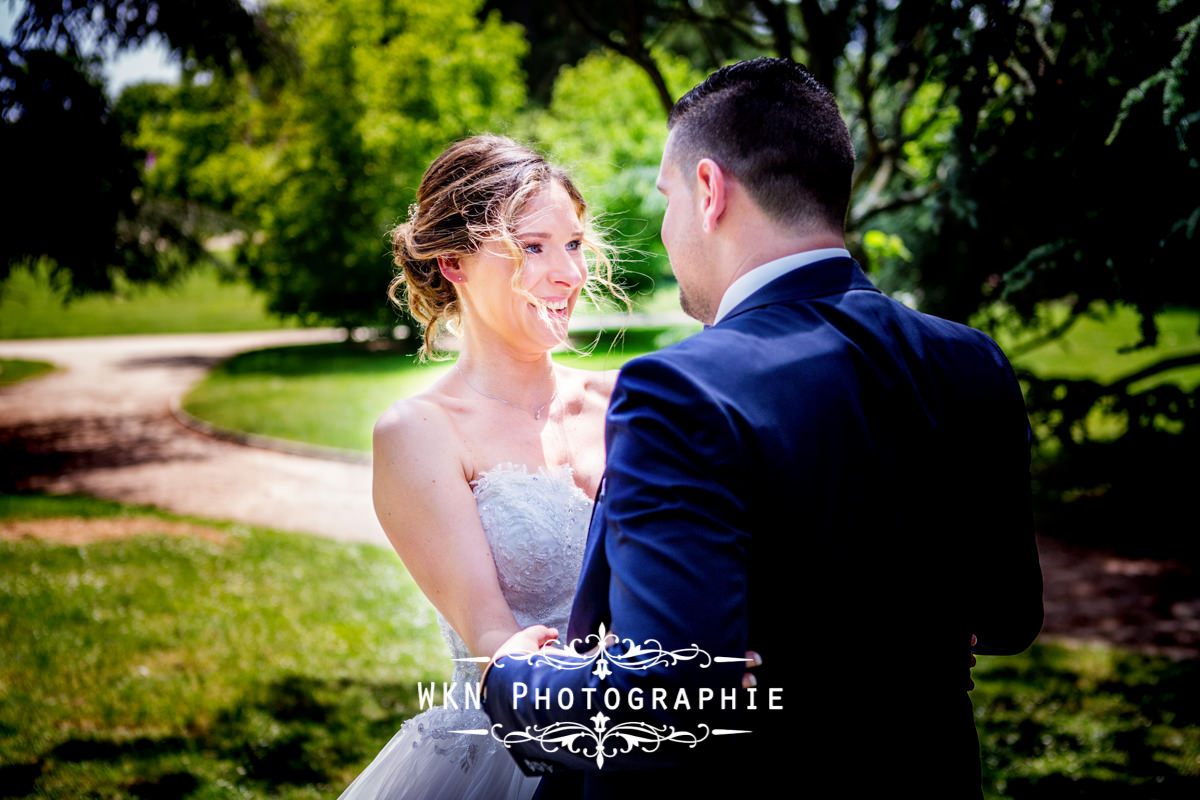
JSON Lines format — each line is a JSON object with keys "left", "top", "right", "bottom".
{"left": 712, "top": 248, "right": 851, "bottom": 324}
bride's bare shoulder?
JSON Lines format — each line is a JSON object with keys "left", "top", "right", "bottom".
{"left": 373, "top": 391, "right": 462, "bottom": 468}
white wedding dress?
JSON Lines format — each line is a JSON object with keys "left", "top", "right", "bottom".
{"left": 339, "top": 463, "right": 592, "bottom": 799}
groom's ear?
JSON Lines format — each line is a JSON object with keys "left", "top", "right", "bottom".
{"left": 695, "top": 157, "right": 727, "bottom": 233}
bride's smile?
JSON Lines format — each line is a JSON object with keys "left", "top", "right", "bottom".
{"left": 452, "top": 181, "right": 588, "bottom": 356}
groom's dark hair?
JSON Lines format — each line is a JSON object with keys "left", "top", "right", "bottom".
{"left": 668, "top": 58, "right": 855, "bottom": 232}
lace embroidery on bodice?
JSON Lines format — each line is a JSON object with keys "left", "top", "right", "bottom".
{"left": 438, "top": 463, "right": 592, "bottom": 686}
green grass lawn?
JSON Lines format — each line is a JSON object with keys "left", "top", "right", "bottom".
{"left": 180, "top": 328, "right": 672, "bottom": 453}
{"left": 0, "top": 359, "right": 55, "bottom": 387}
{"left": 181, "top": 343, "right": 449, "bottom": 453}
{"left": 1, "top": 493, "right": 1196, "bottom": 798}
{"left": 180, "top": 304, "right": 1199, "bottom": 457}
{"left": 0, "top": 493, "right": 442, "bottom": 799}
{"left": 0, "top": 261, "right": 293, "bottom": 339}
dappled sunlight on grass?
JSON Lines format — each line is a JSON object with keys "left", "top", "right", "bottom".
{"left": 0, "top": 493, "right": 442, "bottom": 798}
{"left": 3, "top": 493, "right": 1196, "bottom": 797}
{"left": 974, "top": 641, "right": 1200, "bottom": 798}
{"left": 183, "top": 343, "right": 453, "bottom": 452}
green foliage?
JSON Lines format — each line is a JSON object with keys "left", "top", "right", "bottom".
{"left": 0, "top": 259, "right": 291, "bottom": 339}
{"left": 0, "top": 492, "right": 441, "bottom": 798}
{"left": 2, "top": 0, "right": 280, "bottom": 293}
{"left": 984, "top": 303, "right": 1200, "bottom": 556}
{"left": 11, "top": 0, "right": 272, "bottom": 73}
{"left": 0, "top": 47, "right": 141, "bottom": 291}
{"left": 860, "top": 228, "right": 914, "bottom": 294}
{"left": 231, "top": 0, "right": 529, "bottom": 328}
{"left": 525, "top": 50, "right": 706, "bottom": 294}
{"left": 898, "top": 81, "right": 960, "bottom": 186}
{"left": 118, "top": 79, "right": 252, "bottom": 219}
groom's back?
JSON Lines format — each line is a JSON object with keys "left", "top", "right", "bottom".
{"left": 648, "top": 262, "right": 1042, "bottom": 795}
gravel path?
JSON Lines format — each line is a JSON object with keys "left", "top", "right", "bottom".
{"left": 0, "top": 330, "right": 386, "bottom": 547}
{"left": 1, "top": 330, "right": 1197, "bottom": 658}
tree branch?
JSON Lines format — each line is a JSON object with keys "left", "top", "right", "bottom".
{"left": 850, "top": 182, "right": 939, "bottom": 229}
{"left": 561, "top": 0, "right": 675, "bottom": 115}
{"left": 1006, "top": 311, "right": 1083, "bottom": 359}
{"left": 1112, "top": 352, "right": 1200, "bottom": 392}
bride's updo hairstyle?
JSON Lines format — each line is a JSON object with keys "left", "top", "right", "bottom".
{"left": 390, "top": 134, "right": 620, "bottom": 358}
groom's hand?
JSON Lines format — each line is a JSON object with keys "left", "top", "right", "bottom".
{"left": 742, "top": 650, "right": 763, "bottom": 689}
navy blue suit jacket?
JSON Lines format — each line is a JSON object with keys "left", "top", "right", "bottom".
{"left": 483, "top": 257, "right": 1043, "bottom": 798}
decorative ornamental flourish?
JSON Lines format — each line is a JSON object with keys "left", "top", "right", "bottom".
{"left": 491, "top": 713, "right": 712, "bottom": 768}
{"left": 480, "top": 622, "right": 750, "bottom": 680}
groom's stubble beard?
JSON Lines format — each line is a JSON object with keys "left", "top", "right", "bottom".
{"left": 678, "top": 284, "right": 714, "bottom": 326}
{"left": 671, "top": 250, "right": 717, "bottom": 325}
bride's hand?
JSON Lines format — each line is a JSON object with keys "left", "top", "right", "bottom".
{"left": 491, "top": 624, "right": 561, "bottom": 663}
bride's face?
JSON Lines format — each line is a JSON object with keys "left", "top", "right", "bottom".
{"left": 454, "top": 181, "right": 588, "bottom": 353}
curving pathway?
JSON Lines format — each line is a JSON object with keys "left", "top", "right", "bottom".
{"left": 0, "top": 330, "right": 387, "bottom": 547}
{"left": 1, "top": 329, "right": 1197, "bottom": 657}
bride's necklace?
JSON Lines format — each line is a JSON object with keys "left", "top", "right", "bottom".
{"left": 454, "top": 363, "right": 557, "bottom": 420}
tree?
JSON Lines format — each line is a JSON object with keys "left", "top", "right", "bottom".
{"left": 229, "top": 0, "right": 528, "bottom": 330}
{"left": 523, "top": 49, "right": 706, "bottom": 293}
{"left": 510, "top": 0, "right": 1200, "bottom": 541}
{"left": 0, "top": 46, "right": 140, "bottom": 290}
{"left": 925, "top": 0, "right": 1199, "bottom": 542}
{"left": 1, "top": 0, "right": 278, "bottom": 290}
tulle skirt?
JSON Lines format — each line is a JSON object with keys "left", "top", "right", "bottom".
{"left": 338, "top": 705, "right": 539, "bottom": 799}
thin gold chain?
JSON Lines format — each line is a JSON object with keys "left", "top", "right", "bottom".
{"left": 454, "top": 364, "right": 557, "bottom": 420}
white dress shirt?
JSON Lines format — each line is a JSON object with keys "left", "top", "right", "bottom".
{"left": 712, "top": 248, "right": 851, "bottom": 325}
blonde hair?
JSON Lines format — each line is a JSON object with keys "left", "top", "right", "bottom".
{"left": 390, "top": 134, "right": 623, "bottom": 358}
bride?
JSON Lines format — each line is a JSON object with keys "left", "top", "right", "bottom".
{"left": 337, "top": 135, "right": 621, "bottom": 799}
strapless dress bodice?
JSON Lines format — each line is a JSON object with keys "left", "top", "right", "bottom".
{"left": 440, "top": 462, "right": 592, "bottom": 684}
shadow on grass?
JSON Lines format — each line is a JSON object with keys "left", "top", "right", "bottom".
{"left": 208, "top": 673, "right": 413, "bottom": 786}
{"left": 1026, "top": 376, "right": 1199, "bottom": 565}
{"left": 1002, "top": 774, "right": 1200, "bottom": 799}
{"left": 977, "top": 647, "right": 1200, "bottom": 799}
{"left": 211, "top": 342, "right": 420, "bottom": 379}
{"left": 8, "top": 674, "right": 415, "bottom": 799}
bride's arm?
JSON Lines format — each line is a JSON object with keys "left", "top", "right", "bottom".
{"left": 372, "top": 399, "right": 522, "bottom": 659}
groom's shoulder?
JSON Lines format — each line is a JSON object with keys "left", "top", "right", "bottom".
{"left": 617, "top": 326, "right": 730, "bottom": 381}
{"left": 904, "top": 304, "right": 1018, "bottom": 371}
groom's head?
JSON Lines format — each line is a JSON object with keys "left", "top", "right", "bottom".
{"left": 657, "top": 58, "right": 854, "bottom": 322}
{"left": 666, "top": 58, "right": 854, "bottom": 233}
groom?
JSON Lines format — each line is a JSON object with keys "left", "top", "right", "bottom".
{"left": 484, "top": 58, "right": 1043, "bottom": 798}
